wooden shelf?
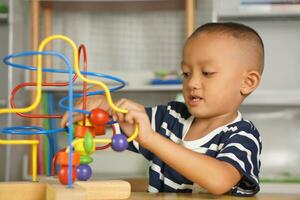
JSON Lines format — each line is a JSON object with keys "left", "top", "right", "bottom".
{"left": 30, "top": 86, "right": 300, "bottom": 105}
{"left": 218, "top": 11, "right": 300, "bottom": 19}
{"left": 34, "top": 84, "right": 182, "bottom": 92}
{"left": 218, "top": 4, "right": 300, "bottom": 19}
{"left": 120, "top": 84, "right": 182, "bottom": 92}
{"left": 244, "top": 89, "right": 300, "bottom": 106}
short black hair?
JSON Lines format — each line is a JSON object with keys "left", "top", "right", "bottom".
{"left": 189, "top": 22, "right": 264, "bottom": 74}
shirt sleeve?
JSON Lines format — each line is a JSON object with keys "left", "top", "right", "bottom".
{"left": 216, "top": 129, "right": 262, "bottom": 196}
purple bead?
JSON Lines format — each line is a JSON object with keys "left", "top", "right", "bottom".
{"left": 111, "top": 134, "right": 128, "bottom": 152}
{"left": 76, "top": 164, "right": 92, "bottom": 181}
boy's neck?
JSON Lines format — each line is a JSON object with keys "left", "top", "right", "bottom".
{"left": 186, "top": 111, "right": 238, "bottom": 141}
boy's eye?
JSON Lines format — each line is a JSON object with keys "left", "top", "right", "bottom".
{"left": 202, "top": 71, "right": 215, "bottom": 76}
{"left": 181, "top": 72, "right": 190, "bottom": 79}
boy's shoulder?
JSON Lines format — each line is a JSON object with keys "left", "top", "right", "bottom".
{"left": 155, "top": 101, "right": 191, "bottom": 120}
{"left": 223, "top": 117, "right": 261, "bottom": 140}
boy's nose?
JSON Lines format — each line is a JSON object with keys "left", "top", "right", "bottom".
{"left": 187, "top": 74, "right": 202, "bottom": 90}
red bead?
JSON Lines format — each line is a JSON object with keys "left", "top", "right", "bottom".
{"left": 89, "top": 108, "right": 110, "bottom": 126}
{"left": 94, "top": 125, "right": 106, "bottom": 135}
{"left": 58, "top": 166, "right": 77, "bottom": 185}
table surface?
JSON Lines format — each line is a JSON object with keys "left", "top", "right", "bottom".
{"left": 1, "top": 179, "right": 300, "bottom": 200}
{"left": 125, "top": 178, "right": 300, "bottom": 200}
{"left": 127, "top": 192, "right": 300, "bottom": 200}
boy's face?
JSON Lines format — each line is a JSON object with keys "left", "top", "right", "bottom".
{"left": 181, "top": 33, "right": 247, "bottom": 119}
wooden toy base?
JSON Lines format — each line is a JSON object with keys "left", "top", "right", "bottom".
{"left": 0, "top": 177, "right": 131, "bottom": 200}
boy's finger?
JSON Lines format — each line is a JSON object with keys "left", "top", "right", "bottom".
{"left": 117, "top": 112, "right": 125, "bottom": 122}
{"left": 124, "top": 111, "right": 135, "bottom": 125}
{"left": 72, "top": 114, "right": 84, "bottom": 124}
{"left": 60, "top": 112, "right": 69, "bottom": 128}
{"left": 61, "top": 112, "right": 84, "bottom": 128}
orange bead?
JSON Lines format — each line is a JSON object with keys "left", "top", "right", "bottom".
{"left": 74, "top": 125, "right": 96, "bottom": 138}
{"left": 56, "top": 152, "right": 80, "bottom": 167}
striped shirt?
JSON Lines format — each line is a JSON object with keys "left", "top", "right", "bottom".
{"left": 127, "top": 101, "right": 262, "bottom": 196}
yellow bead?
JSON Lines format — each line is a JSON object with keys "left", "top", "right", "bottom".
{"left": 74, "top": 138, "right": 95, "bottom": 156}
{"left": 77, "top": 119, "right": 92, "bottom": 126}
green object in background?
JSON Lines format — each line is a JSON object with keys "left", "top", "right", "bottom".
{"left": 0, "top": 1, "right": 8, "bottom": 13}
{"left": 153, "top": 70, "right": 181, "bottom": 80}
{"left": 41, "top": 93, "right": 50, "bottom": 176}
{"left": 261, "top": 177, "right": 300, "bottom": 183}
{"left": 261, "top": 172, "right": 300, "bottom": 183}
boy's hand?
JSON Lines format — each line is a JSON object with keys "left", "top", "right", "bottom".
{"left": 114, "top": 98, "right": 155, "bottom": 145}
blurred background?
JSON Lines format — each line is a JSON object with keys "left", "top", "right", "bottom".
{"left": 0, "top": 0, "right": 300, "bottom": 194}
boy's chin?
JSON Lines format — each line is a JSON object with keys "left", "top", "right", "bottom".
{"left": 187, "top": 107, "right": 208, "bottom": 118}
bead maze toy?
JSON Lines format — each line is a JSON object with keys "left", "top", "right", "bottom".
{"left": 0, "top": 35, "right": 139, "bottom": 200}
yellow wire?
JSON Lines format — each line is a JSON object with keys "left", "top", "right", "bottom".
{"left": 0, "top": 140, "right": 39, "bottom": 145}
{"left": 40, "top": 35, "right": 138, "bottom": 142}
{"left": 0, "top": 140, "right": 39, "bottom": 182}
{"left": 65, "top": 138, "right": 111, "bottom": 153}
{"left": 32, "top": 143, "right": 38, "bottom": 181}
{"left": 0, "top": 49, "right": 43, "bottom": 114}
{"left": 0, "top": 35, "right": 139, "bottom": 182}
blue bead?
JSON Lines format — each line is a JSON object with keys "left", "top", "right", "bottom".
{"left": 111, "top": 134, "right": 128, "bottom": 152}
{"left": 76, "top": 164, "right": 92, "bottom": 181}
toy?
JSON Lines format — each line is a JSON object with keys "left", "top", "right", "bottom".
{"left": 0, "top": 35, "right": 138, "bottom": 200}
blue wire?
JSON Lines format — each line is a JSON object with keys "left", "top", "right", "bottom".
{"left": 1, "top": 51, "right": 71, "bottom": 136}
{"left": 2, "top": 50, "right": 125, "bottom": 133}
{"left": 67, "top": 53, "right": 74, "bottom": 188}
{"left": 1, "top": 126, "right": 67, "bottom": 135}
{"left": 3, "top": 51, "right": 126, "bottom": 115}
{"left": 58, "top": 88, "right": 124, "bottom": 115}
{"left": 3, "top": 51, "right": 128, "bottom": 80}
{"left": 2, "top": 50, "right": 126, "bottom": 187}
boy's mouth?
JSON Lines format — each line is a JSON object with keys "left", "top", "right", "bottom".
{"left": 187, "top": 94, "right": 203, "bottom": 106}
{"left": 190, "top": 95, "right": 203, "bottom": 101}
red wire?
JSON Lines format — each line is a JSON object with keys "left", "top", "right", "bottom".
{"left": 11, "top": 46, "right": 117, "bottom": 175}
{"left": 78, "top": 44, "right": 111, "bottom": 150}
{"left": 95, "top": 124, "right": 116, "bottom": 150}
{"left": 10, "top": 75, "right": 78, "bottom": 118}
{"left": 78, "top": 45, "right": 88, "bottom": 126}
{"left": 10, "top": 45, "right": 89, "bottom": 119}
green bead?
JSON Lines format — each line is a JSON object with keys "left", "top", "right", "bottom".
{"left": 84, "top": 131, "right": 94, "bottom": 154}
{"left": 80, "top": 155, "right": 93, "bottom": 164}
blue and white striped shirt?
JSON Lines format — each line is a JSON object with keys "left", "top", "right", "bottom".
{"left": 127, "top": 101, "right": 262, "bottom": 196}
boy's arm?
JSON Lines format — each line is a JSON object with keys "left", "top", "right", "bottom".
{"left": 114, "top": 99, "right": 242, "bottom": 195}
{"left": 143, "top": 132, "right": 241, "bottom": 195}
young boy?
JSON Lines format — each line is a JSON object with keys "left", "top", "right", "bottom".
{"left": 61, "top": 22, "right": 263, "bottom": 196}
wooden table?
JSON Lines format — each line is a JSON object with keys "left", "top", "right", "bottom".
{"left": 128, "top": 192, "right": 300, "bottom": 200}
{"left": 1, "top": 179, "right": 300, "bottom": 200}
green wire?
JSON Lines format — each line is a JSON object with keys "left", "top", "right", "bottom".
{"left": 41, "top": 92, "right": 50, "bottom": 175}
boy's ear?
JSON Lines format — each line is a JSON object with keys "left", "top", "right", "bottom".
{"left": 240, "top": 70, "right": 261, "bottom": 96}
